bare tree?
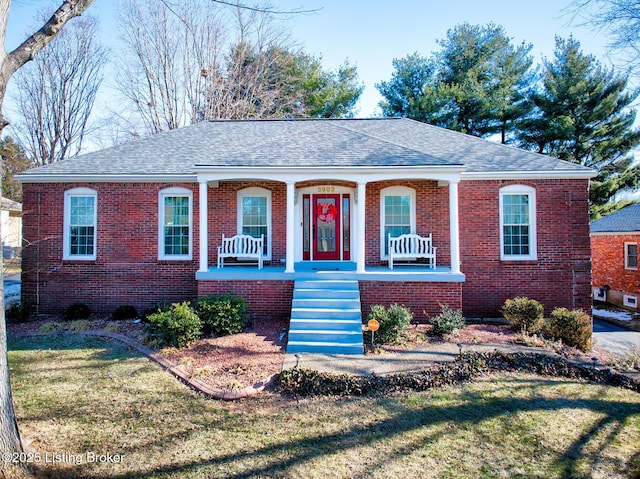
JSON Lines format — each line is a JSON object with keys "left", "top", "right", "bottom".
{"left": 115, "top": 0, "right": 228, "bottom": 134}
{"left": 12, "top": 14, "right": 107, "bottom": 165}
{"left": 569, "top": 0, "right": 640, "bottom": 75}
{"left": 0, "top": 3, "right": 95, "bottom": 477}
{"left": 114, "top": 0, "right": 303, "bottom": 134}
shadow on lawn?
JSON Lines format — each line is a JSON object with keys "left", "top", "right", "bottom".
{"left": 66, "top": 393, "right": 639, "bottom": 479}
{"left": 11, "top": 336, "right": 640, "bottom": 479}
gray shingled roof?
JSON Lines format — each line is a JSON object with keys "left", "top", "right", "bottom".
{"left": 591, "top": 203, "right": 640, "bottom": 233}
{"left": 18, "top": 117, "right": 594, "bottom": 178}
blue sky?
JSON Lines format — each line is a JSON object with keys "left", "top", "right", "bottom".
{"left": 5, "top": 0, "right": 610, "bottom": 118}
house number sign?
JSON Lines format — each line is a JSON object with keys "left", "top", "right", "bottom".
{"left": 317, "top": 186, "right": 335, "bottom": 193}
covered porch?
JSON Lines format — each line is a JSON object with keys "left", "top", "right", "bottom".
{"left": 196, "top": 261, "right": 465, "bottom": 282}
{"left": 195, "top": 166, "right": 465, "bottom": 279}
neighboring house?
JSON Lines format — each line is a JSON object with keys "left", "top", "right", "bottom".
{"left": 17, "top": 118, "right": 594, "bottom": 352}
{"left": 1, "top": 198, "right": 21, "bottom": 259}
{"left": 591, "top": 203, "right": 640, "bottom": 310}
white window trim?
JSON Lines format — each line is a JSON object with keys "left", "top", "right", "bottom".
{"left": 499, "top": 185, "right": 537, "bottom": 261}
{"left": 625, "top": 242, "right": 638, "bottom": 270}
{"left": 380, "top": 186, "right": 416, "bottom": 259}
{"left": 237, "top": 187, "right": 272, "bottom": 261}
{"left": 63, "top": 188, "right": 97, "bottom": 261}
{"left": 158, "top": 187, "right": 193, "bottom": 261}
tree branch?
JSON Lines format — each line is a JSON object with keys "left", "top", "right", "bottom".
{"left": 6, "top": 0, "right": 95, "bottom": 76}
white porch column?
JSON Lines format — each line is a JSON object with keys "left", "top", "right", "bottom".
{"left": 449, "top": 181, "right": 461, "bottom": 274}
{"left": 285, "top": 181, "right": 295, "bottom": 273}
{"left": 356, "top": 181, "right": 366, "bottom": 273}
{"left": 198, "top": 180, "right": 209, "bottom": 273}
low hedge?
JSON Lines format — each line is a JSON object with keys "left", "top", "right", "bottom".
{"left": 274, "top": 351, "right": 639, "bottom": 397}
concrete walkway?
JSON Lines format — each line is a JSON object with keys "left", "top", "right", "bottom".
{"left": 282, "top": 342, "right": 557, "bottom": 376}
{"left": 593, "top": 318, "right": 640, "bottom": 357}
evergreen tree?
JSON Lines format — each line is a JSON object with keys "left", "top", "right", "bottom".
{"left": 517, "top": 36, "right": 640, "bottom": 216}
{"left": 376, "top": 23, "right": 535, "bottom": 143}
{"left": 376, "top": 52, "right": 437, "bottom": 120}
{"left": 0, "top": 137, "right": 31, "bottom": 202}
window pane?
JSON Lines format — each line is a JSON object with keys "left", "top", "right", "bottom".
{"left": 628, "top": 244, "right": 638, "bottom": 268}
{"left": 69, "top": 196, "right": 95, "bottom": 256}
{"left": 503, "top": 194, "right": 530, "bottom": 256}
{"left": 384, "top": 194, "right": 412, "bottom": 256}
{"left": 70, "top": 226, "right": 94, "bottom": 255}
{"left": 241, "top": 196, "right": 268, "bottom": 255}
{"left": 164, "top": 195, "right": 190, "bottom": 256}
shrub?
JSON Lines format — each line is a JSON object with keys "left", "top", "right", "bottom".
{"left": 429, "top": 304, "right": 466, "bottom": 336}
{"left": 501, "top": 297, "right": 544, "bottom": 334}
{"left": 545, "top": 308, "right": 592, "bottom": 352}
{"left": 141, "top": 304, "right": 170, "bottom": 323}
{"left": 275, "top": 352, "right": 640, "bottom": 397}
{"left": 6, "top": 302, "right": 31, "bottom": 323}
{"left": 65, "top": 302, "right": 91, "bottom": 321}
{"left": 194, "top": 294, "right": 249, "bottom": 336}
{"left": 112, "top": 305, "right": 138, "bottom": 321}
{"left": 38, "top": 321, "right": 64, "bottom": 333}
{"left": 68, "top": 320, "right": 92, "bottom": 332}
{"left": 147, "top": 302, "right": 203, "bottom": 348}
{"left": 367, "top": 304, "right": 413, "bottom": 345}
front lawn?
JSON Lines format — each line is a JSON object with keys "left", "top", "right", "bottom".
{"left": 8, "top": 335, "right": 640, "bottom": 479}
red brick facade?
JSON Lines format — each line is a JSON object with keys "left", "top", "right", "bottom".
{"left": 21, "top": 177, "right": 592, "bottom": 319}
{"left": 359, "top": 281, "right": 462, "bottom": 321}
{"left": 591, "top": 233, "right": 640, "bottom": 308}
{"left": 459, "top": 179, "right": 592, "bottom": 316}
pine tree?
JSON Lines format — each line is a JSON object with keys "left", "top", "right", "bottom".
{"left": 376, "top": 23, "right": 535, "bottom": 143}
{"left": 517, "top": 36, "right": 640, "bottom": 216}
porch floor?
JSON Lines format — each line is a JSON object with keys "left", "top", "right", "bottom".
{"left": 196, "top": 262, "right": 465, "bottom": 282}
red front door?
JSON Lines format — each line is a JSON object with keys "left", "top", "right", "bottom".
{"left": 313, "top": 194, "right": 341, "bottom": 260}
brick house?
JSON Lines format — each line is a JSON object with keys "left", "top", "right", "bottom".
{"left": 591, "top": 203, "right": 640, "bottom": 310}
{"left": 18, "top": 118, "right": 594, "bottom": 353}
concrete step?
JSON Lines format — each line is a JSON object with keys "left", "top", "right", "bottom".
{"left": 290, "top": 307, "right": 361, "bottom": 320}
{"left": 288, "top": 330, "right": 363, "bottom": 343}
{"left": 291, "top": 298, "right": 361, "bottom": 309}
{"left": 293, "top": 279, "right": 359, "bottom": 291}
{"left": 293, "top": 288, "right": 360, "bottom": 300}
{"left": 289, "top": 318, "right": 363, "bottom": 332}
{"left": 286, "top": 341, "right": 364, "bottom": 355}
{"left": 287, "top": 279, "right": 364, "bottom": 355}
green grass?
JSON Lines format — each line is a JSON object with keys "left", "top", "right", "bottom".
{"left": 8, "top": 335, "right": 640, "bottom": 479}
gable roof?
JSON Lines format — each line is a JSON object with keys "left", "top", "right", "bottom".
{"left": 18, "top": 118, "right": 595, "bottom": 182}
{"left": 591, "top": 203, "right": 640, "bottom": 233}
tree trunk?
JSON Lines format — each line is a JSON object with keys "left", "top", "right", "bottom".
{"left": 0, "top": 278, "right": 30, "bottom": 479}
{"left": 0, "top": 2, "right": 96, "bottom": 477}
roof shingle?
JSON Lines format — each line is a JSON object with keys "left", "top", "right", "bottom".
{"left": 18, "top": 118, "right": 594, "bottom": 179}
{"left": 591, "top": 203, "right": 640, "bottom": 233}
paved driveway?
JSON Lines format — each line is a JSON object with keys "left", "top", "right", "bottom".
{"left": 592, "top": 318, "right": 640, "bottom": 357}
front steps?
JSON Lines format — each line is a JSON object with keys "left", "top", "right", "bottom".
{"left": 287, "top": 279, "right": 364, "bottom": 354}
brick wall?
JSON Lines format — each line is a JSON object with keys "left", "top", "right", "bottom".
{"left": 459, "top": 179, "right": 592, "bottom": 317}
{"left": 22, "top": 182, "right": 200, "bottom": 315}
{"left": 591, "top": 233, "right": 640, "bottom": 307}
{"left": 359, "top": 281, "right": 462, "bottom": 321}
{"left": 197, "top": 280, "right": 294, "bottom": 319}
{"left": 365, "top": 180, "right": 451, "bottom": 265}
{"left": 21, "top": 177, "right": 592, "bottom": 321}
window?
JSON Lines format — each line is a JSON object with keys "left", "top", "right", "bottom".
{"left": 624, "top": 294, "right": 638, "bottom": 308}
{"left": 159, "top": 188, "right": 192, "bottom": 260}
{"left": 63, "top": 188, "right": 97, "bottom": 260}
{"left": 238, "top": 187, "right": 271, "bottom": 259}
{"left": 380, "top": 186, "right": 416, "bottom": 257}
{"left": 625, "top": 243, "right": 638, "bottom": 270}
{"left": 499, "top": 185, "right": 537, "bottom": 261}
